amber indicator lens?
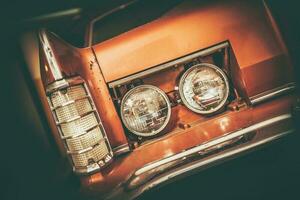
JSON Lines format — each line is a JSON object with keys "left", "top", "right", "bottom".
{"left": 179, "top": 63, "right": 229, "bottom": 114}
{"left": 121, "top": 85, "right": 171, "bottom": 137}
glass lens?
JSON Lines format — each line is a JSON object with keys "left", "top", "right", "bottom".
{"left": 121, "top": 85, "right": 171, "bottom": 137}
{"left": 66, "top": 126, "right": 103, "bottom": 152}
{"left": 71, "top": 141, "right": 109, "bottom": 167}
{"left": 179, "top": 63, "right": 229, "bottom": 114}
{"left": 48, "top": 82, "right": 111, "bottom": 173}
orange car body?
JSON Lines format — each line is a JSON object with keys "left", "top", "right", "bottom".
{"left": 32, "top": 0, "right": 298, "bottom": 199}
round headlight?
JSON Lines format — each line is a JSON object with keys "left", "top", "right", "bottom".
{"left": 179, "top": 63, "right": 229, "bottom": 114}
{"left": 120, "top": 85, "right": 171, "bottom": 137}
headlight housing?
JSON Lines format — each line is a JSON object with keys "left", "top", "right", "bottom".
{"left": 179, "top": 63, "right": 229, "bottom": 114}
{"left": 120, "top": 85, "right": 171, "bottom": 137}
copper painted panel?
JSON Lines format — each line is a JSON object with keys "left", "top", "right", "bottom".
{"left": 80, "top": 95, "right": 295, "bottom": 197}
{"left": 242, "top": 54, "right": 294, "bottom": 96}
{"left": 41, "top": 32, "right": 128, "bottom": 149}
{"left": 32, "top": 0, "right": 297, "bottom": 197}
{"left": 92, "top": 0, "right": 294, "bottom": 99}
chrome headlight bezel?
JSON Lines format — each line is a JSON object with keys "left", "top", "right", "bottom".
{"left": 178, "top": 63, "right": 230, "bottom": 114}
{"left": 120, "top": 85, "right": 171, "bottom": 137}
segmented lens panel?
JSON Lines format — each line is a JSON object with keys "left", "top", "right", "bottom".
{"left": 71, "top": 141, "right": 109, "bottom": 167}
{"left": 179, "top": 63, "right": 229, "bottom": 114}
{"left": 66, "top": 126, "right": 103, "bottom": 152}
{"left": 121, "top": 85, "right": 171, "bottom": 137}
{"left": 55, "top": 99, "right": 92, "bottom": 122}
{"left": 50, "top": 85, "right": 87, "bottom": 107}
{"left": 48, "top": 81, "right": 112, "bottom": 174}
{"left": 60, "top": 113, "right": 98, "bottom": 137}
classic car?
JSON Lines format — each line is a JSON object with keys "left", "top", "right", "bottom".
{"left": 5, "top": 0, "right": 299, "bottom": 199}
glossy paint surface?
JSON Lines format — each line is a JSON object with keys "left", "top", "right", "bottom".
{"left": 35, "top": 0, "right": 297, "bottom": 198}
{"left": 80, "top": 95, "right": 296, "bottom": 198}
{"left": 41, "top": 33, "right": 129, "bottom": 150}
{"left": 92, "top": 0, "right": 294, "bottom": 97}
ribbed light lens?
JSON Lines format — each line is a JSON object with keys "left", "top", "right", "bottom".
{"left": 48, "top": 80, "right": 112, "bottom": 173}
{"left": 120, "top": 85, "right": 171, "bottom": 137}
{"left": 71, "top": 141, "right": 109, "bottom": 167}
{"left": 179, "top": 63, "right": 229, "bottom": 114}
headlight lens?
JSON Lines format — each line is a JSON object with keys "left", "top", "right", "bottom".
{"left": 120, "top": 85, "right": 171, "bottom": 137}
{"left": 179, "top": 63, "right": 229, "bottom": 114}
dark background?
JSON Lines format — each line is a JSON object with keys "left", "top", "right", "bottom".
{"left": 0, "top": 0, "right": 299, "bottom": 200}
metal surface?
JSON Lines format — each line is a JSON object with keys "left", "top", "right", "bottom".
{"left": 136, "top": 129, "right": 294, "bottom": 198}
{"left": 108, "top": 42, "right": 229, "bottom": 88}
{"left": 32, "top": 0, "right": 297, "bottom": 197}
{"left": 39, "top": 29, "right": 64, "bottom": 81}
{"left": 104, "top": 111, "right": 295, "bottom": 199}
{"left": 113, "top": 144, "right": 131, "bottom": 156}
{"left": 79, "top": 95, "right": 295, "bottom": 198}
{"left": 134, "top": 113, "right": 291, "bottom": 176}
{"left": 250, "top": 82, "right": 296, "bottom": 105}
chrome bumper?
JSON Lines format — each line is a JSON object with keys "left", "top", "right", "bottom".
{"left": 106, "top": 113, "right": 296, "bottom": 200}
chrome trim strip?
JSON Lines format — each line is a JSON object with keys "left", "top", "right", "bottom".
{"left": 39, "top": 29, "right": 63, "bottom": 81}
{"left": 135, "top": 113, "right": 291, "bottom": 176}
{"left": 25, "top": 8, "right": 81, "bottom": 22}
{"left": 113, "top": 144, "right": 131, "bottom": 156}
{"left": 250, "top": 82, "right": 296, "bottom": 105}
{"left": 46, "top": 79, "right": 69, "bottom": 94}
{"left": 108, "top": 42, "right": 229, "bottom": 88}
{"left": 46, "top": 77, "right": 85, "bottom": 94}
{"left": 143, "top": 129, "right": 294, "bottom": 191}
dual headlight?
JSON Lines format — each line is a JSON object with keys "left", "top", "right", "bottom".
{"left": 120, "top": 63, "right": 230, "bottom": 137}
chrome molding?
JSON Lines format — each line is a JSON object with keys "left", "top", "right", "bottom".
{"left": 108, "top": 42, "right": 229, "bottom": 88}
{"left": 39, "top": 29, "right": 63, "bottom": 81}
{"left": 46, "top": 79, "right": 69, "bottom": 94}
{"left": 135, "top": 113, "right": 291, "bottom": 176}
{"left": 105, "top": 113, "right": 294, "bottom": 200}
{"left": 140, "top": 129, "right": 294, "bottom": 194}
{"left": 250, "top": 82, "right": 296, "bottom": 105}
{"left": 113, "top": 144, "right": 131, "bottom": 156}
